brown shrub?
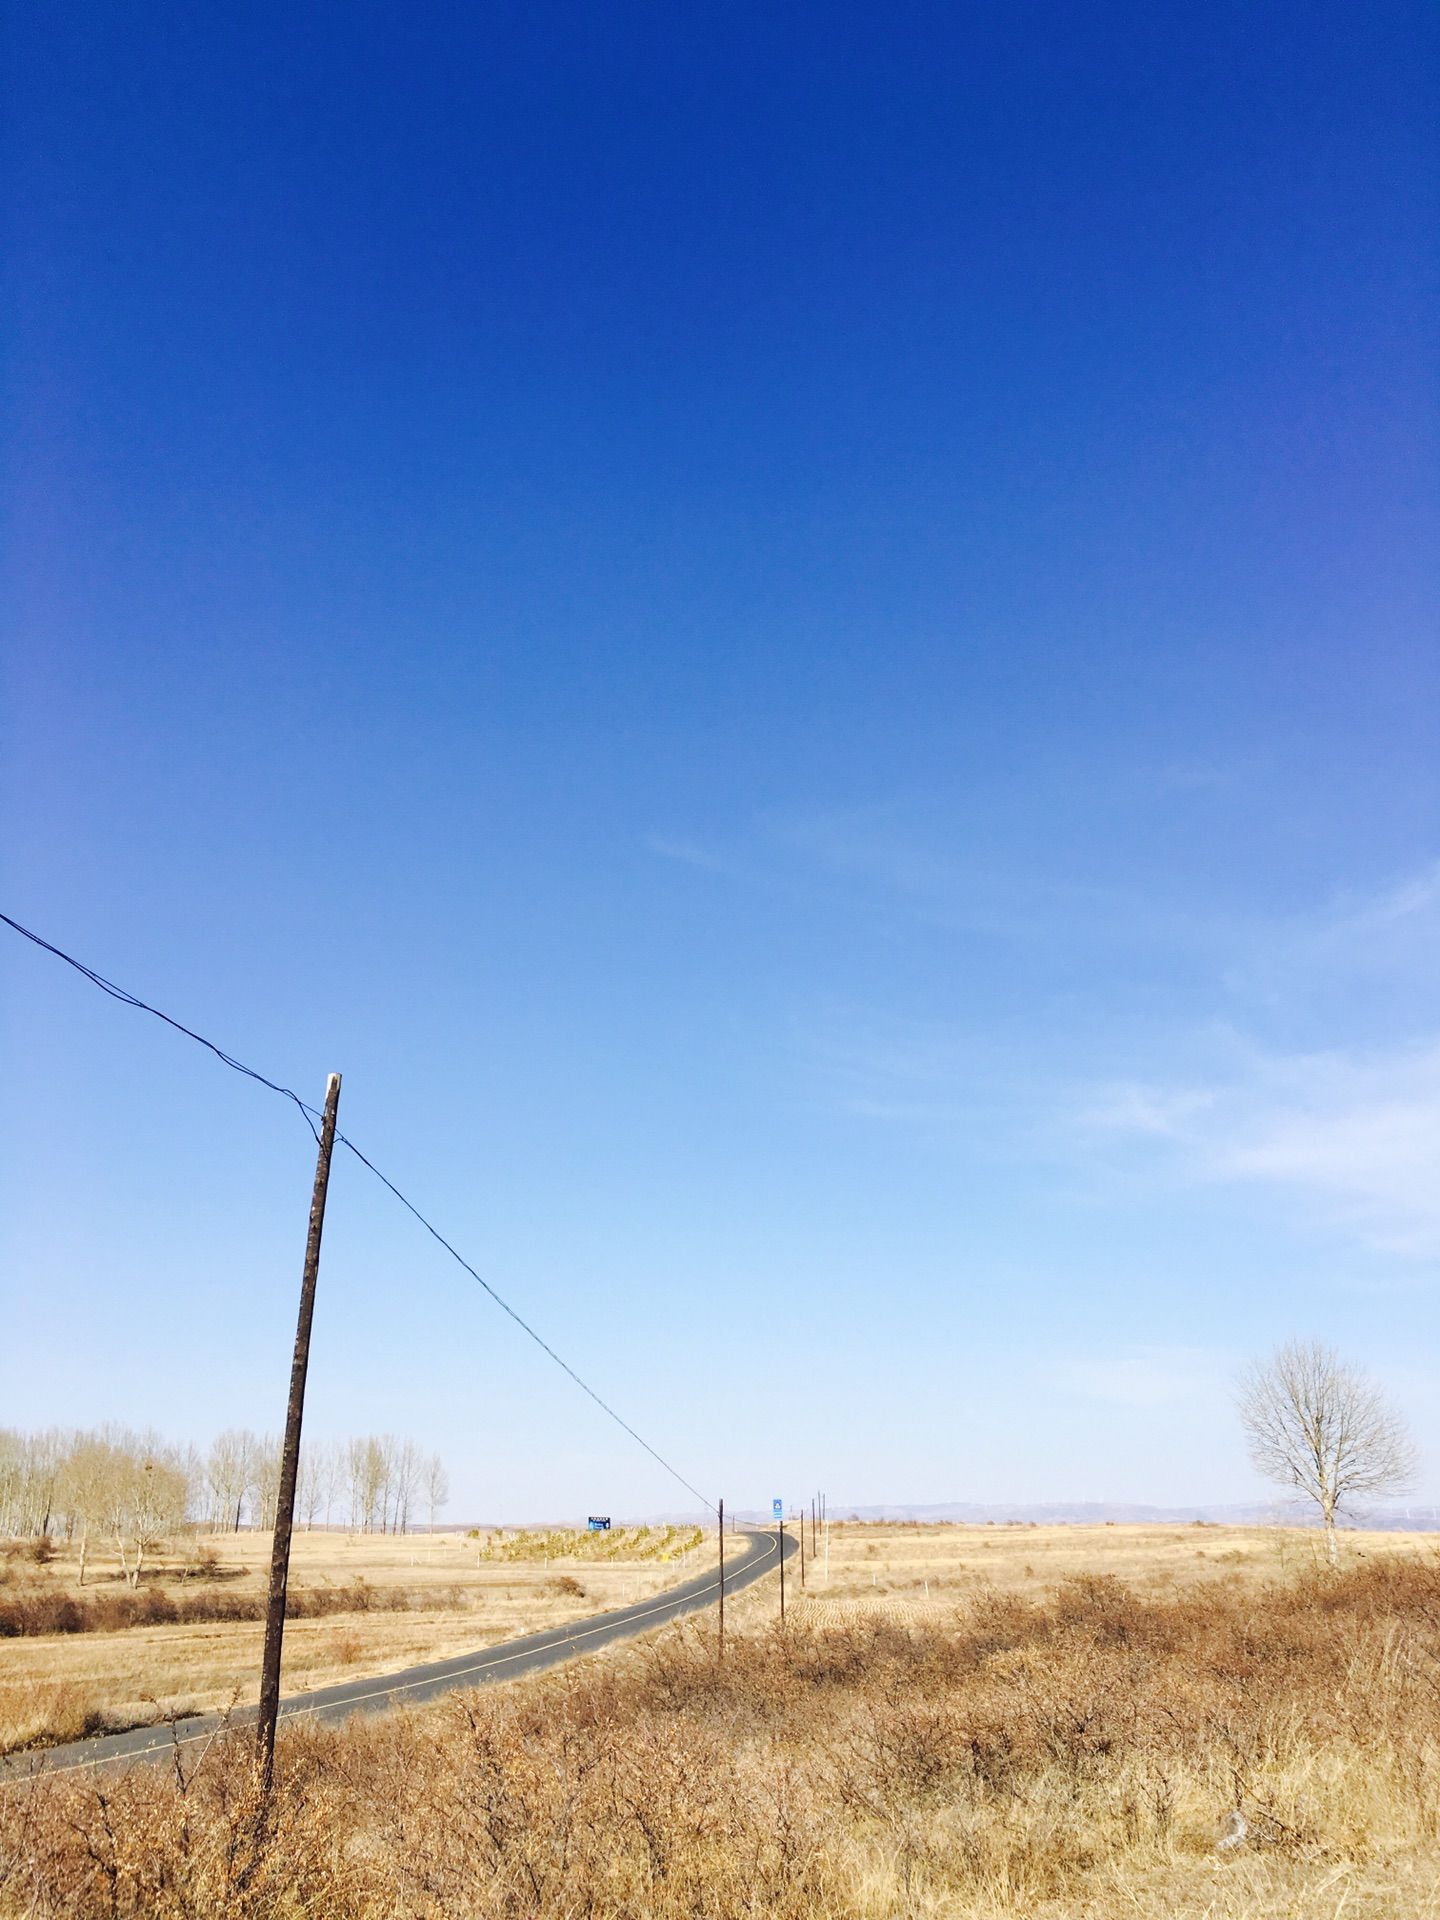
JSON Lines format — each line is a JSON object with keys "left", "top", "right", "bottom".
{"left": 0, "top": 1581, "right": 470, "bottom": 1639}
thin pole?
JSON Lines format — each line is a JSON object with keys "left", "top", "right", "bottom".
{"left": 717, "top": 1497, "right": 725, "bottom": 1660}
{"left": 257, "top": 1072, "right": 341, "bottom": 1792}
{"left": 799, "top": 1502, "right": 806, "bottom": 1588}
{"left": 778, "top": 1514, "right": 786, "bottom": 1625}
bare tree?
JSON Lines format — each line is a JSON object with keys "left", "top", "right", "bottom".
{"left": 0, "top": 1430, "right": 22, "bottom": 1536}
{"left": 347, "top": 1436, "right": 378, "bottom": 1532}
{"left": 297, "top": 1440, "right": 323, "bottom": 1530}
{"left": 296, "top": 1440, "right": 342, "bottom": 1530}
{"left": 424, "top": 1452, "right": 449, "bottom": 1533}
{"left": 393, "top": 1439, "right": 422, "bottom": 1535}
{"left": 59, "top": 1432, "right": 117, "bottom": 1585}
{"left": 1238, "top": 1339, "right": 1417, "bottom": 1562}
{"left": 206, "top": 1430, "right": 257, "bottom": 1532}
{"left": 324, "top": 1442, "right": 345, "bottom": 1527}
{"left": 83, "top": 1429, "right": 191, "bottom": 1587}
{"left": 0, "top": 1428, "right": 67, "bottom": 1538}
{"left": 248, "top": 1434, "right": 282, "bottom": 1532}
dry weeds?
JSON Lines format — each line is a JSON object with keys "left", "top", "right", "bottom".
{"left": 2, "top": 1546, "right": 1437, "bottom": 1917}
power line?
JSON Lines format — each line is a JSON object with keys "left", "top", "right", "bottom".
{"left": 0, "top": 909, "right": 715, "bottom": 1514}
{"left": 335, "top": 1133, "right": 713, "bottom": 1509}
{"left": 0, "top": 912, "right": 324, "bottom": 1146}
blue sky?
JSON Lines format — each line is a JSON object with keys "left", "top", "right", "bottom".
{"left": 3, "top": 3, "right": 1437, "bottom": 1518}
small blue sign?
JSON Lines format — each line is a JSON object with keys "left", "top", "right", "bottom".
{"left": 772, "top": 1498, "right": 783, "bottom": 1520}
{"left": 587, "top": 1516, "right": 611, "bottom": 1532}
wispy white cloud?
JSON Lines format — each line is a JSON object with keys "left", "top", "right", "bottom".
{"left": 1080, "top": 1084, "right": 1218, "bottom": 1138}
{"left": 772, "top": 805, "right": 957, "bottom": 899}
{"left": 768, "top": 803, "right": 1151, "bottom": 944}
{"left": 1046, "top": 1345, "right": 1231, "bottom": 1409}
{"left": 1319, "top": 861, "right": 1440, "bottom": 944}
{"left": 792, "top": 1002, "right": 1043, "bottom": 1147}
{"left": 643, "top": 832, "right": 737, "bottom": 875}
{"left": 1086, "top": 1040, "right": 1440, "bottom": 1256}
{"left": 656, "top": 800, "right": 1440, "bottom": 1265}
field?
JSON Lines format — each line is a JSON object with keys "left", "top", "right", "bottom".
{"left": 3, "top": 1522, "right": 1438, "bottom": 1918}
{"left": 790, "top": 1514, "right": 1428, "bottom": 1609}
{"left": 0, "top": 1525, "right": 705, "bottom": 1754}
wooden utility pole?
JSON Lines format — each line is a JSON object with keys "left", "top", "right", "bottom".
{"left": 717, "top": 1497, "right": 725, "bottom": 1660}
{"left": 778, "top": 1514, "right": 786, "bottom": 1624}
{"left": 798, "top": 1503, "right": 806, "bottom": 1587}
{"left": 257, "top": 1072, "right": 341, "bottom": 1792}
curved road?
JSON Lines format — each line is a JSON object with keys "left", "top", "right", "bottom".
{"left": 4, "top": 1525, "right": 796, "bottom": 1783}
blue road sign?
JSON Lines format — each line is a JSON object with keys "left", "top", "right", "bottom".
{"left": 772, "top": 1498, "right": 783, "bottom": 1520}
{"left": 587, "top": 1516, "right": 611, "bottom": 1532}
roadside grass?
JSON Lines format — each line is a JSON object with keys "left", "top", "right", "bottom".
{"left": 3, "top": 1548, "right": 1437, "bottom": 1917}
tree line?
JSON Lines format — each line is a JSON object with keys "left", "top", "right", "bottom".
{"left": 0, "top": 1426, "right": 451, "bottom": 1586}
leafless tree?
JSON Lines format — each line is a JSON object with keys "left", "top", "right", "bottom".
{"left": 1238, "top": 1338, "right": 1417, "bottom": 1562}
{"left": 206, "top": 1430, "right": 257, "bottom": 1532}
{"left": 248, "top": 1434, "right": 282, "bottom": 1531}
{"left": 75, "top": 1428, "right": 192, "bottom": 1587}
{"left": 424, "top": 1452, "right": 450, "bottom": 1532}
{"left": 0, "top": 1428, "right": 68, "bottom": 1538}
{"left": 297, "top": 1440, "right": 323, "bottom": 1530}
{"left": 393, "top": 1438, "right": 423, "bottom": 1534}
{"left": 58, "top": 1432, "right": 117, "bottom": 1584}
{"left": 348, "top": 1435, "right": 385, "bottom": 1532}
{"left": 316, "top": 1440, "right": 344, "bottom": 1528}
{"left": 296, "top": 1440, "right": 343, "bottom": 1530}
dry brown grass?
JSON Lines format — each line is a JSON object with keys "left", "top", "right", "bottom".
{"left": 0, "top": 1529, "right": 701, "bottom": 1755}
{"left": 3, "top": 1531, "right": 1438, "bottom": 1917}
{"left": 802, "top": 1517, "right": 1428, "bottom": 1610}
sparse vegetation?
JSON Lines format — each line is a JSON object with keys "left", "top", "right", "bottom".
{"left": 3, "top": 1544, "right": 1437, "bottom": 1916}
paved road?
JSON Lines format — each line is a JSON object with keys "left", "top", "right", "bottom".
{"left": 3, "top": 1525, "right": 796, "bottom": 1783}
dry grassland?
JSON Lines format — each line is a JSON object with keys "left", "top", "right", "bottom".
{"left": 0, "top": 1528, "right": 702, "bottom": 1754}
{"left": 3, "top": 1523, "right": 1438, "bottom": 1918}
{"left": 792, "top": 1516, "right": 1427, "bottom": 1617}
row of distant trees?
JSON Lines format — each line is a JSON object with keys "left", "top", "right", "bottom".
{"left": 0, "top": 1426, "right": 451, "bottom": 1586}
{"left": 199, "top": 1429, "right": 449, "bottom": 1537}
